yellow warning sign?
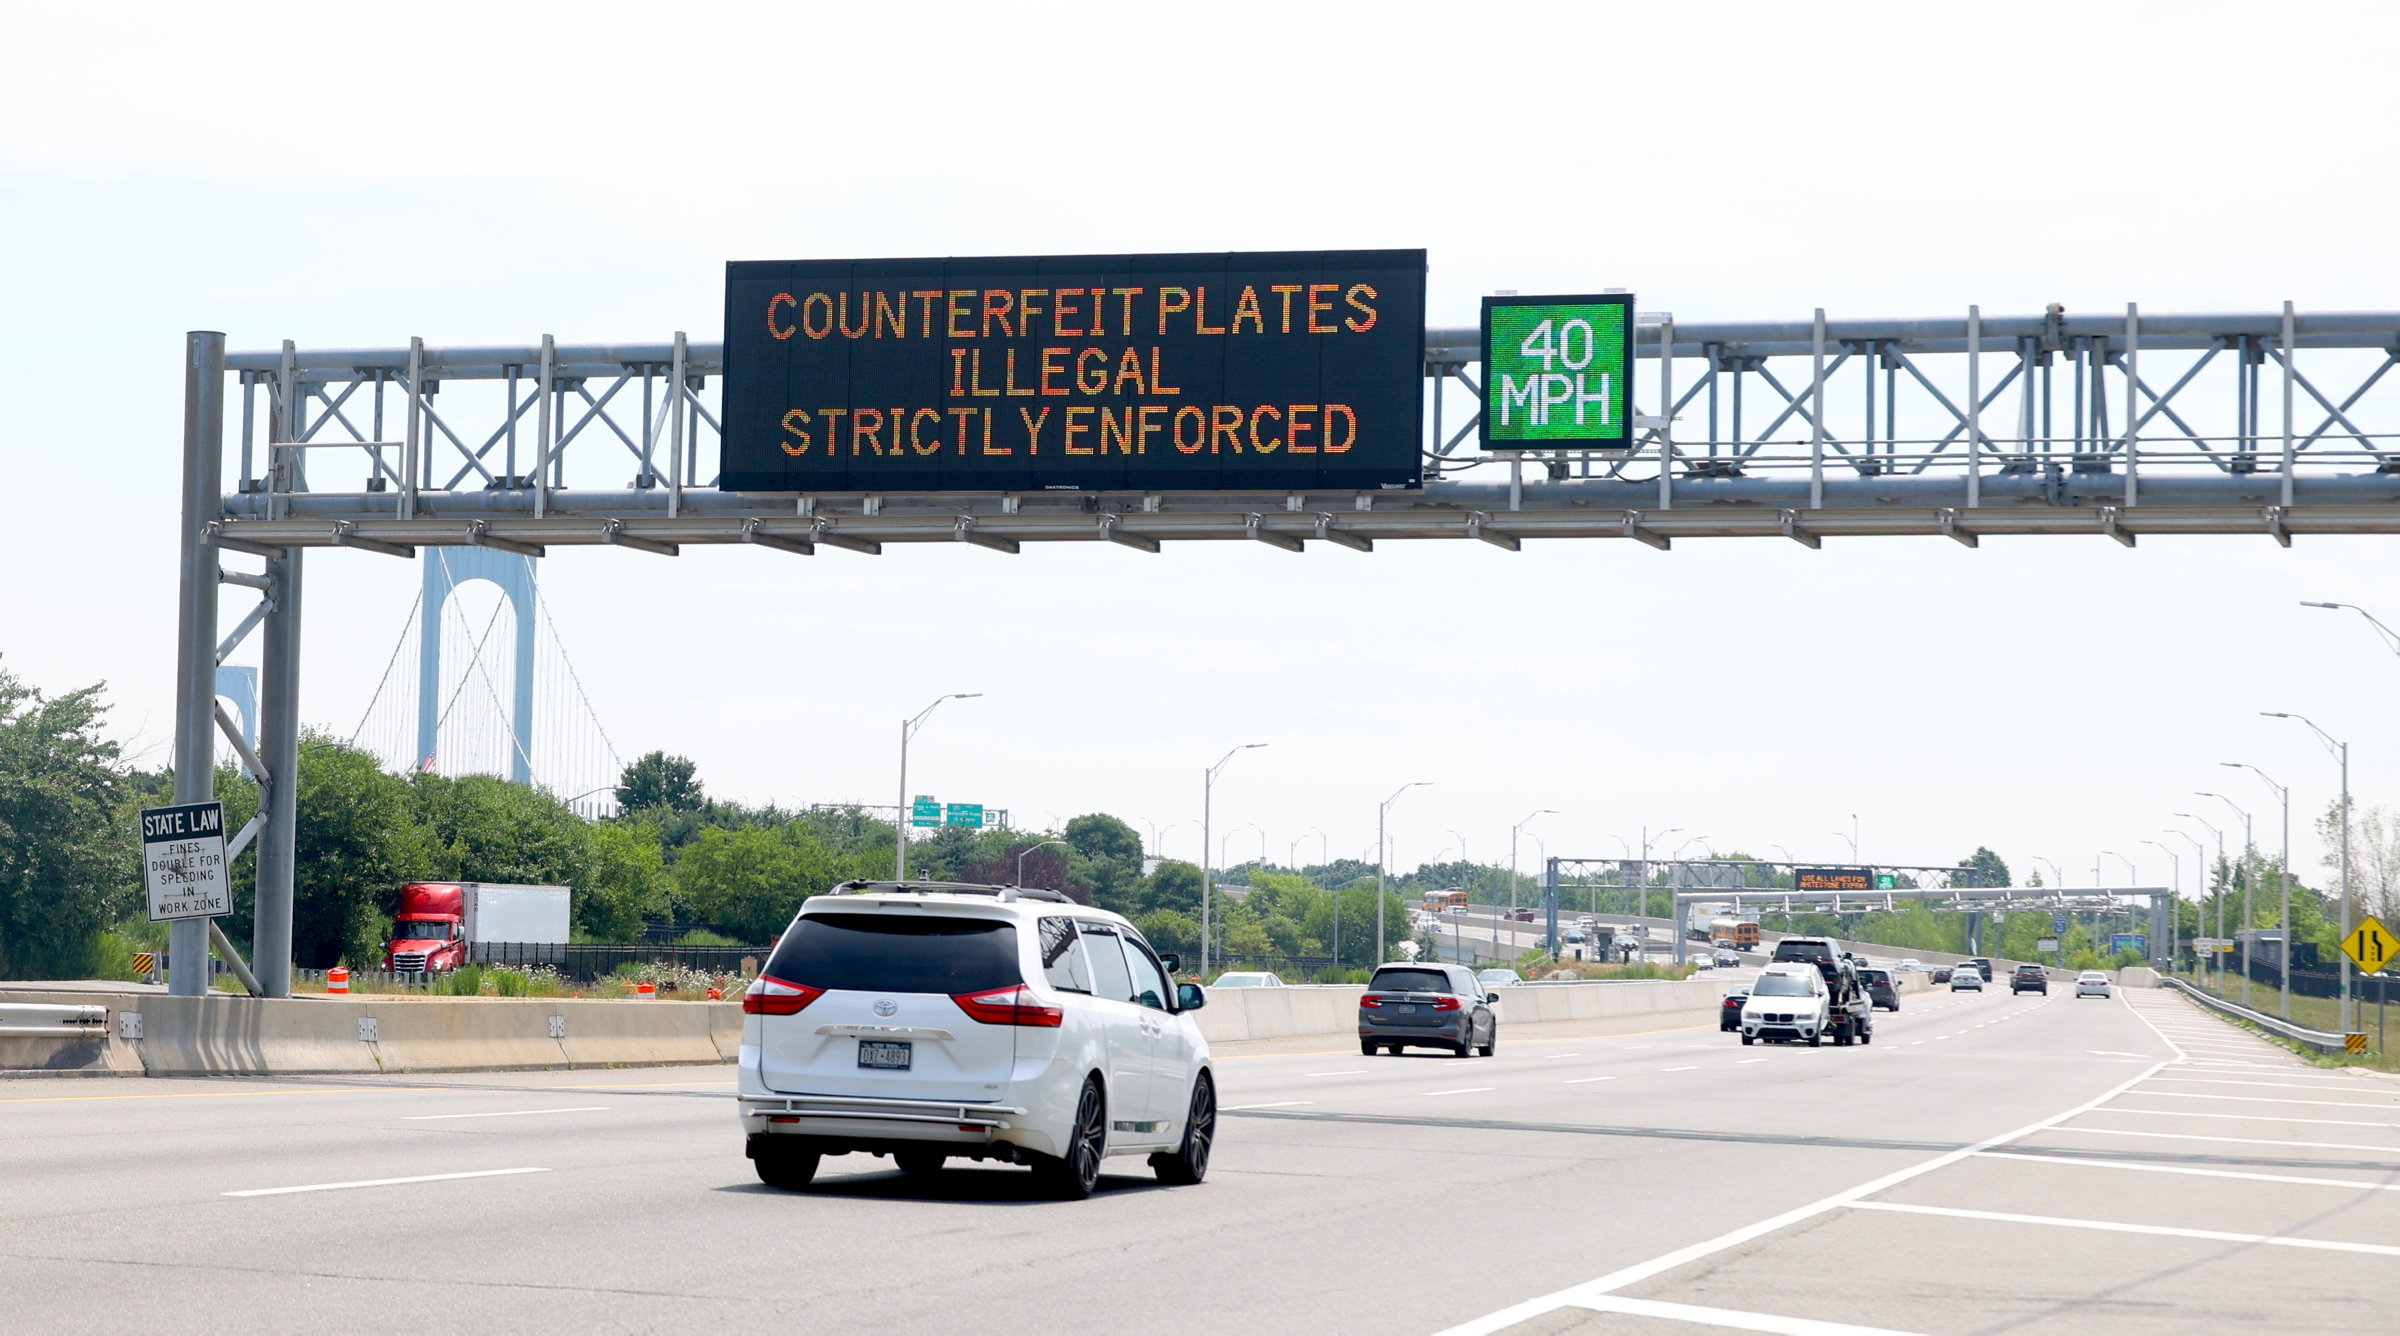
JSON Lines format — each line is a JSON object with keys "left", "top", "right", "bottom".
{"left": 131, "top": 952, "right": 155, "bottom": 975}
{"left": 2341, "top": 917, "right": 2398, "bottom": 974}
{"left": 2346, "top": 1033, "right": 2369, "bottom": 1055}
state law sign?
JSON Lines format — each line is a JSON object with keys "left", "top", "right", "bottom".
{"left": 141, "top": 801, "right": 231, "bottom": 922}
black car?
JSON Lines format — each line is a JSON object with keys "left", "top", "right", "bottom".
{"left": 1720, "top": 986, "right": 1751, "bottom": 1031}
{"left": 1858, "top": 967, "right": 1900, "bottom": 1011}
{"left": 1359, "top": 963, "right": 1497, "bottom": 1057}
{"left": 2011, "top": 964, "right": 2048, "bottom": 995}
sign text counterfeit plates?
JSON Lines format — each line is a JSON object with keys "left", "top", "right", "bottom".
{"left": 721, "top": 250, "right": 1427, "bottom": 493}
{"left": 141, "top": 801, "right": 230, "bottom": 922}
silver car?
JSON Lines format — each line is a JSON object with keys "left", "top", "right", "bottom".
{"left": 1950, "top": 965, "right": 1984, "bottom": 992}
{"left": 2074, "top": 970, "right": 2113, "bottom": 998}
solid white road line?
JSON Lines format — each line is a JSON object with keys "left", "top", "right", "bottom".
{"left": 2128, "top": 1090, "right": 2400, "bottom": 1110}
{"left": 224, "top": 1167, "right": 550, "bottom": 1197}
{"left": 1225, "top": 1101, "right": 1312, "bottom": 1110}
{"left": 1424, "top": 1087, "right": 1494, "bottom": 1097}
{"left": 2077, "top": 1107, "right": 2400, "bottom": 1129}
{"left": 1847, "top": 1201, "right": 2400, "bottom": 1257}
{"left": 401, "top": 1106, "right": 608, "bottom": 1121}
{"left": 1434, "top": 1055, "right": 2170, "bottom": 1336}
{"left": 1559, "top": 1295, "right": 1926, "bottom": 1335}
{"left": 1976, "top": 1149, "right": 2400, "bottom": 1193}
{"left": 2037, "top": 1126, "right": 2400, "bottom": 1156}
{"left": 2146, "top": 1076, "right": 2390, "bottom": 1093}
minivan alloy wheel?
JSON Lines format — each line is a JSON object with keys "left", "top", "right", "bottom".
{"left": 1040, "top": 1076, "right": 1107, "bottom": 1200}
{"left": 1152, "top": 1074, "right": 1215, "bottom": 1186}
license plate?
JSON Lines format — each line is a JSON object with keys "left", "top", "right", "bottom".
{"left": 857, "top": 1040, "right": 913, "bottom": 1070}
{"left": 1396, "top": 1004, "right": 1417, "bottom": 1014}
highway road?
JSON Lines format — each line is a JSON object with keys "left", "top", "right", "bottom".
{"left": 5, "top": 988, "right": 2395, "bottom": 1333}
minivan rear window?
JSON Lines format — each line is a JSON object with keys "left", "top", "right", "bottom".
{"left": 765, "top": 913, "right": 1019, "bottom": 995}
{"left": 1369, "top": 968, "right": 1450, "bottom": 993}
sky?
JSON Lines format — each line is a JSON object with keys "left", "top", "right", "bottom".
{"left": 5, "top": 1, "right": 2398, "bottom": 897}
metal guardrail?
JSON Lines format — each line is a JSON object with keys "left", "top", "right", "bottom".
{"left": 0, "top": 1003, "right": 108, "bottom": 1038}
{"left": 2162, "top": 976, "right": 2350, "bottom": 1054}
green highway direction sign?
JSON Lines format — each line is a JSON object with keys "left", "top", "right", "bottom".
{"left": 1480, "top": 293, "right": 1634, "bottom": 449}
{"left": 911, "top": 795, "right": 943, "bottom": 829}
{"left": 944, "top": 803, "right": 985, "bottom": 830}
{"left": 1872, "top": 873, "right": 1898, "bottom": 890}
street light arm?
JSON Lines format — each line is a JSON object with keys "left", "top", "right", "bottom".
{"left": 2305, "top": 600, "right": 2400, "bottom": 656}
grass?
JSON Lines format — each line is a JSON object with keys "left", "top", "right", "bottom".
{"left": 2171, "top": 969, "right": 2400, "bottom": 1074}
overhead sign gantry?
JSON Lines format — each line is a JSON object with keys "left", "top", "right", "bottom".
{"left": 167, "top": 255, "right": 2400, "bottom": 996}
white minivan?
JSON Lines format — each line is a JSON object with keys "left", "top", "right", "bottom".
{"left": 737, "top": 882, "right": 1215, "bottom": 1199}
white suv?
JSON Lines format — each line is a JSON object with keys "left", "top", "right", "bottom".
{"left": 737, "top": 881, "right": 1215, "bottom": 1200}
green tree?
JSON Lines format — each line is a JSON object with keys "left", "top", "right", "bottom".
{"left": 671, "top": 824, "right": 842, "bottom": 942}
{"left": 0, "top": 670, "right": 133, "bottom": 978}
{"left": 574, "top": 821, "right": 667, "bottom": 940}
{"left": 1064, "top": 813, "right": 1143, "bottom": 910}
{"left": 412, "top": 773, "right": 588, "bottom": 885}
{"left": 1957, "top": 847, "right": 2011, "bottom": 888}
{"left": 616, "top": 751, "right": 703, "bottom": 813}
{"left": 1140, "top": 860, "right": 1203, "bottom": 917}
{"left": 212, "top": 735, "right": 443, "bottom": 969}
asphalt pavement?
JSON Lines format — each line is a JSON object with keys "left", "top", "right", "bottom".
{"left": 4, "top": 984, "right": 2392, "bottom": 1333}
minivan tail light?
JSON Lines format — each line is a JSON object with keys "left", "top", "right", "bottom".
{"left": 1431, "top": 997, "right": 1462, "bottom": 1012}
{"left": 1358, "top": 995, "right": 1383, "bottom": 1009}
{"left": 952, "top": 985, "right": 1064, "bottom": 1028}
{"left": 742, "top": 976, "right": 822, "bottom": 1016}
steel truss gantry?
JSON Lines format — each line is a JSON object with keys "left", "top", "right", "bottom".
{"left": 171, "top": 306, "right": 2392, "bottom": 993}
{"left": 1663, "top": 888, "right": 2176, "bottom": 968}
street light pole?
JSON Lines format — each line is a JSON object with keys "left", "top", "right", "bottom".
{"left": 2141, "top": 840, "right": 2180, "bottom": 961}
{"left": 2200, "top": 792, "right": 2256, "bottom": 1007}
{"left": 1017, "top": 840, "right": 1067, "bottom": 885}
{"left": 1510, "top": 809, "right": 1557, "bottom": 915}
{"left": 2177, "top": 813, "right": 2225, "bottom": 993}
{"left": 895, "top": 692, "right": 981, "bottom": 881}
{"left": 2268, "top": 712, "right": 2352, "bottom": 1030}
{"left": 1201, "top": 743, "right": 1267, "bottom": 977}
{"left": 2224, "top": 762, "right": 2293, "bottom": 1020}
{"left": 1377, "top": 782, "right": 1430, "bottom": 970}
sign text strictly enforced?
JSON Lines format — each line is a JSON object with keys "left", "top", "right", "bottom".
{"left": 720, "top": 250, "right": 1427, "bottom": 493}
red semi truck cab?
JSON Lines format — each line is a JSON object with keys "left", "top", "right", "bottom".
{"left": 386, "top": 883, "right": 470, "bottom": 973}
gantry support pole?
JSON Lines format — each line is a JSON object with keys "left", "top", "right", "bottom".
{"left": 172, "top": 333, "right": 226, "bottom": 997}
{"left": 252, "top": 544, "right": 302, "bottom": 997}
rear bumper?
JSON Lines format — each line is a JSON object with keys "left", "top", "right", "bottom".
{"left": 738, "top": 1092, "right": 1065, "bottom": 1159}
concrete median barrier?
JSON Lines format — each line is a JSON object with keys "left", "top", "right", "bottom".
{"left": 553, "top": 998, "right": 733, "bottom": 1067}
{"left": 0, "top": 989, "right": 740, "bottom": 1077}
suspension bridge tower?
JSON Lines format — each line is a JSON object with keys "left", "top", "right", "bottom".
{"left": 415, "top": 547, "right": 537, "bottom": 783}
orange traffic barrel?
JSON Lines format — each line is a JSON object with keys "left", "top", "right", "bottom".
{"left": 327, "top": 967, "right": 350, "bottom": 994}
{"left": 635, "top": 981, "right": 657, "bottom": 999}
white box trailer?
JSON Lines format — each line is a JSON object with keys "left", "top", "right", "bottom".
{"left": 464, "top": 883, "right": 571, "bottom": 948}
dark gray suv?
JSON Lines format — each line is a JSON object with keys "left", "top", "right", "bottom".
{"left": 1358, "top": 963, "right": 1497, "bottom": 1057}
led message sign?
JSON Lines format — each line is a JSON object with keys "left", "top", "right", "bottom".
{"left": 1479, "top": 293, "right": 1633, "bottom": 449}
{"left": 721, "top": 250, "right": 1426, "bottom": 492}
{"left": 1794, "top": 867, "right": 1872, "bottom": 893}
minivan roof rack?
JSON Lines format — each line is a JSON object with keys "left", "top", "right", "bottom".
{"left": 827, "top": 879, "right": 1077, "bottom": 905}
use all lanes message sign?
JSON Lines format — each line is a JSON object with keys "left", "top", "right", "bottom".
{"left": 721, "top": 250, "right": 1427, "bottom": 493}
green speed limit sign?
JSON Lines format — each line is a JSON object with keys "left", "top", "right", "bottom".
{"left": 1481, "top": 293, "right": 1634, "bottom": 449}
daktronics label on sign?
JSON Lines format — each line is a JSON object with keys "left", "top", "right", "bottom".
{"left": 720, "top": 250, "right": 1426, "bottom": 492}
{"left": 1480, "top": 293, "right": 1634, "bottom": 449}
{"left": 1794, "top": 867, "right": 1872, "bottom": 893}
